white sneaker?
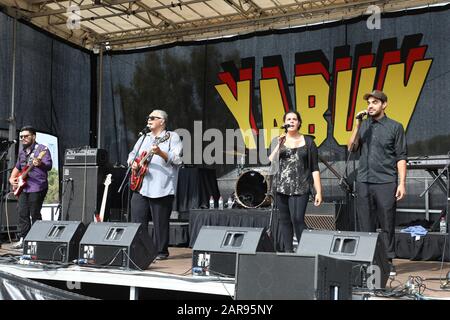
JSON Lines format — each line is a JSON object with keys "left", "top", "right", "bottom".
{"left": 11, "top": 237, "right": 23, "bottom": 250}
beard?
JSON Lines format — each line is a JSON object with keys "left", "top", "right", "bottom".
{"left": 21, "top": 141, "right": 33, "bottom": 149}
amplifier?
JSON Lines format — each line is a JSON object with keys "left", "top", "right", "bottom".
{"left": 64, "top": 148, "right": 108, "bottom": 166}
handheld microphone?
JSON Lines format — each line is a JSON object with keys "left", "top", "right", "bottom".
{"left": 280, "top": 124, "right": 291, "bottom": 130}
{"left": 1, "top": 139, "right": 17, "bottom": 146}
{"left": 138, "top": 126, "right": 150, "bottom": 136}
{"left": 356, "top": 111, "right": 368, "bottom": 120}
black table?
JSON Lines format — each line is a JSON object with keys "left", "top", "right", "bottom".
{"left": 188, "top": 208, "right": 282, "bottom": 249}
{"left": 395, "top": 230, "right": 450, "bottom": 261}
{"left": 175, "top": 167, "right": 220, "bottom": 214}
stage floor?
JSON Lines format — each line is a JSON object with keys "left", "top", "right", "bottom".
{"left": 2, "top": 243, "right": 450, "bottom": 300}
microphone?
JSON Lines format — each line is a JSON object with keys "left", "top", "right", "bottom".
{"left": 1, "top": 139, "right": 17, "bottom": 146}
{"left": 138, "top": 126, "right": 150, "bottom": 136}
{"left": 280, "top": 124, "right": 291, "bottom": 130}
{"left": 356, "top": 111, "right": 368, "bottom": 120}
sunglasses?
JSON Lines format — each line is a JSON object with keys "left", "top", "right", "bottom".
{"left": 19, "top": 134, "right": 31, "bottom": 139}
{"left": 147, "top": 116, "right": 162, "bottom": 121}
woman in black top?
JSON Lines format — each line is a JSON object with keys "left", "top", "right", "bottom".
{"left": 269, "top": 111, "right": 323, "bottom": 252}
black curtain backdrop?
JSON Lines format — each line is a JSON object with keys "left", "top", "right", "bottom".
{"left": 101, "top": 6, "right": 450, "bottom": 209}
{"left": 0, "top": 6, "right": 449, "bottom": 211}
{"left": 0, "top": 12, "right": 92, "bottom": 178}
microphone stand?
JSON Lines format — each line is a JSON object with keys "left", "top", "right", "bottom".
{"left": 318, "top": 154, "right": 355, "bottom": 231}
{"left": 318, "top": 155, "right": 353, "bottom": 196}
{"left": 266, "top": 128, "right": 287, "bottom": 249}
{"left": 0, "top": 145, "right": 14, "bottom": 239}
{"left": 118, "top": 130, "right": 148, "bottom": 222}
{"left": 342, "top": 142, "right": 359, "bottom": 231}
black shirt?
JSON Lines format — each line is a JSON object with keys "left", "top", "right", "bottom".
{"left": 356, "top": 115, "right": 407, "bottom": 183}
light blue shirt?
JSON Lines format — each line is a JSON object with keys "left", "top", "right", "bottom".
{"left": 127, "top": 130, "right": 183, "bottom": 198}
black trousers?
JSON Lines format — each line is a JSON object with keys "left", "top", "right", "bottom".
{"left": 131, "top": 192, "right": 173, "bottom": 256}
{"left": 17, "top": 189, "right": 47, "bottom": 238}
{"left": 356, "top": 182, "right": 397, "bottom": 259}
{"left": 276, "top": 193, "right": 309, "bottom": 252}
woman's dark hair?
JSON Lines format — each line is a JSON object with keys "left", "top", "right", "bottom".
{"left": 20, "top": 126, "right": 36, "bottom": 135}
{"left": 283, "top": 111, "right": 302, "bottom": 130}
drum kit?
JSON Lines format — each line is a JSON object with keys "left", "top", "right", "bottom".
{"left": 222, "top": 149, "right": 272, "bottom": 209}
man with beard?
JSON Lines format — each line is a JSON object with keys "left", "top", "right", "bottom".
{"left": 348, "top": 90, "right": 407, "bottom": 276}
{"left": 9, "top": 126, "right": 52, "bottom": 249}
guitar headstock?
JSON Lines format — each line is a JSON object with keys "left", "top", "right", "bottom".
{"left": 104, "top": 173, "right": 112, "bottom": 187}
{"left": 37, "top": 147, "right": 48, "bottom": 160}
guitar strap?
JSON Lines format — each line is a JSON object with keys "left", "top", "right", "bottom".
{"left": 25, "top": 144, "right": 39, "bottom": 166}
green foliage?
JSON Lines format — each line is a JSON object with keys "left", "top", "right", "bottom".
{"left": 44, "top": 168, "right": 59, "bottom": 204}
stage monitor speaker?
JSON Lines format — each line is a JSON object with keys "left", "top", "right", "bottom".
{"left": 79, "top": 222, "right": 157, "bottom": 270}
{"left": 192, "top": 226, "right": 274, "bottom": 277}
{"left": 23, "top": 221, "right": 86, "bottom": 263}
{"left": 61, "top": 166, "right": 105, "bottom": 225}
{"left": 235, "top": 252, "right": 353, "bottom": 300}
{"left": 296, "top": 230, "right": 390, "bottom": 288}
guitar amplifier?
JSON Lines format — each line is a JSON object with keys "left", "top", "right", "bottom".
{"left": 64, "top": 148, "right": 108, "bottom": 166}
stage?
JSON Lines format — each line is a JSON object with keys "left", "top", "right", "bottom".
{"left": 0, "top": 246, "right": 234, "bottom": 300}
{"left": 188, "top": 208, "right": 450, "bottom": 262}
{"left": 1, "top": 245, "right": 450, "bottom": 300}
{"left": 1, "top": 207, "right": 450, "bottom": 300}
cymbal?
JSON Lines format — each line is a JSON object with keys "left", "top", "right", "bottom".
{"left": 222, "top": 150, "right": 246, "bottom": 156}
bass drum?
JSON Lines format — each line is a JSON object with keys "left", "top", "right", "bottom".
{"left": 235, "top": 170, "right": 271, "bottom": 208}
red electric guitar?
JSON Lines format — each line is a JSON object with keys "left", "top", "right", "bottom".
{"left": 130, "top": 132, "right": 170, "bottom": 191}
{"left": 14, "top": 147, "right": 48, "bottom": 197}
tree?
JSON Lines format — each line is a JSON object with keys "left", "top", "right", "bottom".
{"left": 44, "top": 168, "right": 59, "bottom": 204}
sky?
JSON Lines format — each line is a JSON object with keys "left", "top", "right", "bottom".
{"left": 36, "top": 132, "right": 59, "bottom": 170}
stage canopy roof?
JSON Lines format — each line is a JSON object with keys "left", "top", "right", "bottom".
{"left": 0, "top": 0, "right": 446, "bottom": 51}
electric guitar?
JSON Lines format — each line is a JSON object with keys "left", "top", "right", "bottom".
{"left": 98, "top": 174, "right": 112, "bottom": 222}
{"left": 14, "top": 147, "right": 48, "bottom": 197}
{"left": 130, "top": 132, "right": 170, "bottom": 191}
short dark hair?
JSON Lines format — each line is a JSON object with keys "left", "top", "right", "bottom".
{"left": 283, "top": 111, "right": 302, "bottom": 130}
{"left": 20, "top": 126, "right": 36, "bottom": 135}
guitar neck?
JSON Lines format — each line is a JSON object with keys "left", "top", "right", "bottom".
{"left": 99, "top": 186, "right": 110, "bottom": 221}
{"left": 22, "top": 148, "right": 47, "bottom": 178}
{"left": 140, "top": 150, "right": 154, "bottom": 163}
{"left": 21, "top": 164, "right": 35, "bottom": 178}
{"left": 140, "top": 134, "right": 169, "bottom": 163}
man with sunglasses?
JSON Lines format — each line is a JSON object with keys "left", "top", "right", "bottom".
{"left": 128, "top": 110, "right": 183, "bottom": 261}
{"left": 9, "top": 126, "right": 53, "bottom": 249}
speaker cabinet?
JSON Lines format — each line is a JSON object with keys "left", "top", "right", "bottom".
{"left": 296, "top": 230, "right": 390, "bottom": 288}
{"left": 79, "top": 222, "right": 157, "bottom": 270}
{"left": 23, "top": 221, "right": 86, "bottom": 263}
{"left": 1, "top": 197, "right": 19, "bottom": 232}
{"left": 305, "top": 202, "right": 352, "bottom": 231}
{"left": 235, "top": 252, "right": 353, "bottom": 300}
{"left": 192, "top": 226, "right": 274, "bottom": 277}
{"left": 61, "top": 166, "right": 105, "bottom": 225}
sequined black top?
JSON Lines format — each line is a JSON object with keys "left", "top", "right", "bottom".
{"left": 276, "top": 145, "right": 311, "bottom": 196}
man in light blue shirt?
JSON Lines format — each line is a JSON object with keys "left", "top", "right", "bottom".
{"left": 128, "top": 109, "right": 182, "bottom": 260}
